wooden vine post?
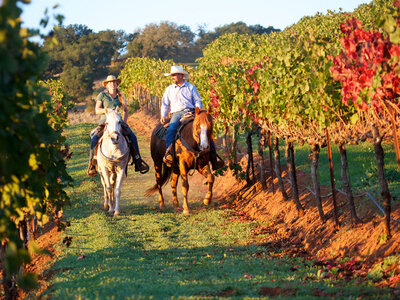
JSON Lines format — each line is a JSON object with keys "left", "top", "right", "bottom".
{"left": 273, "top": 137, "right": 289, "bottom": 200}
{"left": 310, "top": 143, "right": 325, "bottom": 222}
{"left": 326, "top": 129, "right": 340, "bottom": 227}
{"left": 285, "top": 139, "right": 305, "bottom": 216}
{"left": 245, "top": 130, "right": 255, "bottom": 186}
{"left": 257, "top": 127, "right": 267, "bottom": 190}
{"left": 338, "top": 142, "right": 360, "bottom": 224}
{"left": 268, "top": 131, "right": 275, "bottom": 192}
{"left": 372, "top": 125, "right": 392, "bottom": 239}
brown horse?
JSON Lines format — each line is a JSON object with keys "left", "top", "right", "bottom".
{"left": 146, "top": 107, "right": 215, "bottom": 214}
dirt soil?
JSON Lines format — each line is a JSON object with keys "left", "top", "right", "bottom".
{"left": 19, "top": 106, "right": 400, "bottom": 298}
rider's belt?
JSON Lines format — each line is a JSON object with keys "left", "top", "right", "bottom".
{"left": 172, "top": 108, "right": 195, "bottom": 114}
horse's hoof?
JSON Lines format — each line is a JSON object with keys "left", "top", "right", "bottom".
{"left": 104, "top": 204, "right": 109, "bottom": 211}
{"left": 183, "top": 210, "right": 190, "bottom": 215}
{"left": 204, "top": 198, "right": 211, "bottom": 206}
{"left": 159, "top": 204, "right": 166, "bottom": 210}
{"left": 114, "top": 211, "right": 120, "bottom": 217}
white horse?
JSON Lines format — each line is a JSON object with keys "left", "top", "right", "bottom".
{"left": 96, "top": 108, "right": 130, "bottom": 216}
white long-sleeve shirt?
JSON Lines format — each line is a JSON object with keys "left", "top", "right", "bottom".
{"left": 161, "top": 81, "right": 203, "bottom": 117}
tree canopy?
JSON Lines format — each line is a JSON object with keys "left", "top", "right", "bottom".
{"left": 41, "top": 21, "right": 280, "bottom": 101}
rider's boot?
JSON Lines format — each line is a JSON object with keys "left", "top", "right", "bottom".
{"left": 163, "top": 144, "right": 174, "bottom": 167}
{"left": 87, "top": 148, "right": 98, "bottom": 177}
{"left": 129, "top": 143, "right": 149, "bottom": 174}
{"left": 210, "top": 148, "right": 225, "bottom": 171}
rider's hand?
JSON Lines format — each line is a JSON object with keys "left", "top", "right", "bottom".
{"left": 160, "top": 116, "right": 166, "bottom": 124}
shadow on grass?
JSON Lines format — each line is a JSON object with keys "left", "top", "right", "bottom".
{"left": 45, "top": 243, "right": 390, "bottom": 299}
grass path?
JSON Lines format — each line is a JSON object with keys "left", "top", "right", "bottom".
{"left": 42, "top": 123, "right": 392, "bottom": 299}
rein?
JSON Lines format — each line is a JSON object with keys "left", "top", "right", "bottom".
{"left": 100, "top": 143, "right": 130, "bottom": 163}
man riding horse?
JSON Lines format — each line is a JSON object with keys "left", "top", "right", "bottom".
{"left": 161, "top": 66, "right": 224, "bottom": 170}
{"left": 87, "top": 75, "right": 149, "bottom": 176}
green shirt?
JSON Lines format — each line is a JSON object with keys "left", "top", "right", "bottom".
{"left": 97, "top": 91, "right": 121, "bottom": 122}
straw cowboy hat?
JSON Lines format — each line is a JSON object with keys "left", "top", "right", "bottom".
{"left": 164, "top": 66, "right": 189, "bottom": 80}
{"left": 102, "top": 75, "right": 121, "bottom": 87}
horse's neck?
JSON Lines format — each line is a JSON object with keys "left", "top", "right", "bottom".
{"left": 101, "top": 134, "right": 129, "bottom": 157}
{"left": 180, "top": 122, "right": 198, "bottom": 148}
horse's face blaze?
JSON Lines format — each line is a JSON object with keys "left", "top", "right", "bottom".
{"left": 105, "top": 110, "right": 123, "bottom": 144}
{"left": 199, "top": 124, "right": 209, "bottom": 150}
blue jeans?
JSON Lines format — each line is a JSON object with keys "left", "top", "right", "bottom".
{"left": 165, "top": 109, "right": 190, "bottom": 149}
{"left": 91, "top": 123, "right": 141, "bottom": 159}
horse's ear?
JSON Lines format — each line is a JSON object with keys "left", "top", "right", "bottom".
{"left": 105, "top": 108, "right": 110, "bottom": 114}
{"left": 195, "top": 107, "right": 200, "bottom": 115}
{"left": 207, "top": 103, "right": 212, "bottom": 114}
{"left": 115, "top": 106, "right": 120, "bottom": 113}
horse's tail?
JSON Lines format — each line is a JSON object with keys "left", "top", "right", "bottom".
{"left": 145, "top": 164, "right": 172, "bottom": 196}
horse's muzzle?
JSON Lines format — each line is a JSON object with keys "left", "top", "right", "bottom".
{"left": 111, "top": 131, "right": 120, "bottom": 144}
{"left": 199, "top": 144, "right": 210, "bottom": 151}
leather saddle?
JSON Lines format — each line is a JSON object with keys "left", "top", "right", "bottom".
{"left": 155, "top": 112, "right": 195, "bottom": 141}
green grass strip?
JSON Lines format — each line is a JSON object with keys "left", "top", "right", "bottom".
{"left": 42, "top": 123, "right": 392, "bottom": 299}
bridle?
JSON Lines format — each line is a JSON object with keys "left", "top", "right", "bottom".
{"left": 178, "top": 115, "right": 211, "bottom": 172}
{"left": 100, "top": 114, "right": 129, "bottom": 163}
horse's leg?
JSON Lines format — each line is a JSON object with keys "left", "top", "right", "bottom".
{"left": 179, "top": 161, "right": 190, "bottom": 215}
{"left": 198, "top": 164, "right": 215, "bottom": 206}
{"left": 171, "top": 171, "right": 180, "bottom": 210}
{"left": 154, "top": 163, "right": 166, "bottom": 210}
{"left": 113, "top": 169, "right": 124, "bottom": 216}
{"left": 102, "top": 170, "right": 114, "bottom": 213}
{"left": 110, "top": 172, "right": 116, "bottom": 213}
{"left": 99, "top": 172, "right": 109, "bottom": 211}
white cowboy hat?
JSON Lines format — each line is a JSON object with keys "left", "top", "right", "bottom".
{"left": 102, "top": 75, "right": 121, "bottom": 87}
{"left": 164, "top": 66, "right": 189, "bottom": 80}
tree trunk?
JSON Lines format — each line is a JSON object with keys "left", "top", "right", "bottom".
{"left": 274, "top": 137, "right": 289, "bottom": 200}
{"left": 311, "top": 144, "right": 325, "bottom": 223}
{"left": 257, "top": 128, "right": 267, "bottom": 190}
{"left": 246, "top": 130, "right": 254, "bottom": 186}
{"left": 285, "top": 140, "right": 304, "bottom": 216}
{"left": 338, "top": 143, "right": 360, "bottom": 224}
{"left": 372, "top": 125, "right": 392, "bottom": 239}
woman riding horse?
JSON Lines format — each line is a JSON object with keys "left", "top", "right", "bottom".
{"left": 87, "top": 75, "right": 149, "bottom": 177}
{"left": 97, "top": 108, "right": 130, "bottom": 216}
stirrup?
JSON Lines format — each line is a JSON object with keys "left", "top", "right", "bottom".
{"left": 135, "top": 159, "right": 150, "bottom": 174}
